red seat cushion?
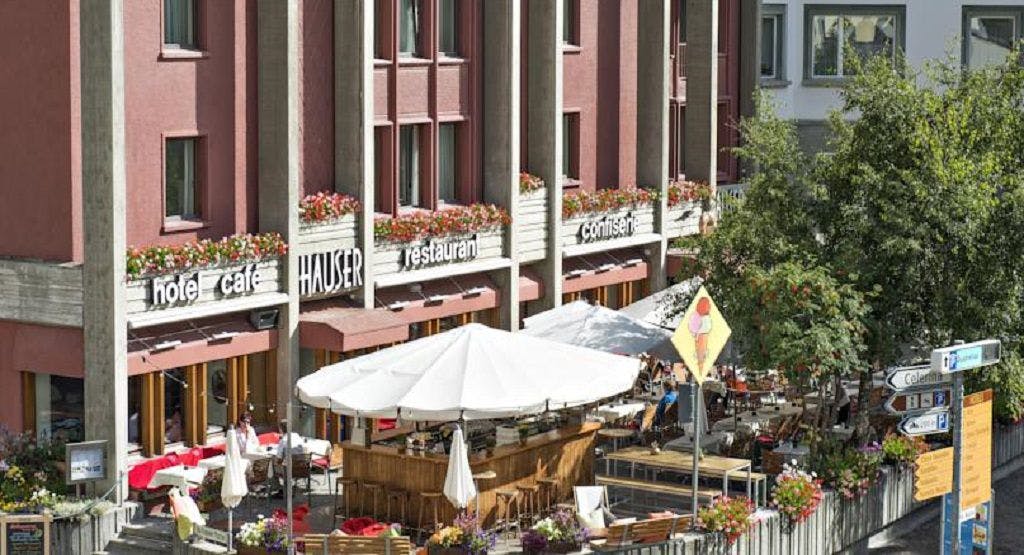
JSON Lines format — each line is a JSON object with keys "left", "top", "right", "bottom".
{"left": 312, "top": 457, "right": 329, "bottom": 468}
{"left": 378, "top": 419, "right": 397, "bottom": 431}
{"left": 258, "top": 432, "right": 281, "bottom": 446}
{"left": 201, "top": 445, "right": 225, "bottom": 459}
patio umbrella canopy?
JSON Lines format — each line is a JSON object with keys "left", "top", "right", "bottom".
{"left": 296, "top": 323, "right": 640, "bottom": 420}
{"left": 619, "top": 278, "right": 701, "bottom": 330}
{"left": 522, "top": 300, "right": 681, "bottom": 362}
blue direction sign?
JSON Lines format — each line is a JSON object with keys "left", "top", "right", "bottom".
{"left": 931, "top": 340, "right": 1001, "bottom": 374}
{"left": 899, "top": 410, "right": 950, "bottom": 436}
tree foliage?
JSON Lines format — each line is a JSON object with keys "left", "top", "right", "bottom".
{"left": 678, "top": 48, "right": 1024, "bottom": 422}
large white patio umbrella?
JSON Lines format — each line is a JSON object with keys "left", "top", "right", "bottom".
{"left": 523, "top": 301, "right": 681, "bottom": 362}
{"left": 619, "top": 278, "right": 701, "bottom": 330}
{"left": 295, "top": 323, "right": 640, "bottom": 420}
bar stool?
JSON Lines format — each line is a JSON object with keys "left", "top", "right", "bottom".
{"left": 516, "top": 483, "right": 542, "bottom": 525}
{"left": 417, "top": 491, "right": 444, "bottom": 534}
{"left": 494, "top": 489, "right": 521, "bottom": 540}
{"left": 333, "top": 477, "right": 358, "bottom": 527}
{"left": 536, "top": 477, "right": 560, "bottom": 513}
{"left": 386, "top": 487, "right": 410, "bottom": 524}
{"left": 362, "top": 482, "right": 384, "bottom": 519}
{"left": 471, "top": 470, "right": 497, "bottom": 519}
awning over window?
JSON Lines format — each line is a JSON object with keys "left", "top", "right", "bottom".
{"left": 375, "top": 273, "right": 500, "bottom": 323}
{"left": 562, "top": 249, "right": 649, "bottom": 294}
{"left": 299, "top": 302, "right": 410, "bottom": 353}
{"left": 127, "top": 316, "right": 277, "bottom": 375}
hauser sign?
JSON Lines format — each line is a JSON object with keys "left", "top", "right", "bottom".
{"left": 403, "top": 235, "right": 479, "bottom": 269}
{"left": 151, "top": 264, "right": 263, "bottom": 306}
{"left": 299, "top": 248, "right": 364, "bottom": 296}
{"left": 579, "top": 212, "right": 637, "bottom": 242}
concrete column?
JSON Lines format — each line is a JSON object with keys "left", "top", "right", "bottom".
{"left": 483, "top": 0, "right": 521, "bottom": 330}
{"left": 636, "top": 0, "right": 671, "bottom": 293}
{"left": 335, "top": 0, "right": 375, "bottom": 309}
{"left": 684, "top": 0, "right": 718, "bottom": 185}
{"left": 258, "top": 2, "right": 301, "bottom": 421}
{"left": 527, "top": 0, "right": 564, "bottom": 309}
{"left": 81, "top": 0, "right": 128, "bottom": 499}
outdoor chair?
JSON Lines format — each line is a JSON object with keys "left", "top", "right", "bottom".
{"left": 302, "top": 533, "right": 414, "bottom": 554}
{"left": 312, "top": 444, "right": 344, "bottom": 494}
{"left": 589, "top": 514, "right": 692, "bottom": 550}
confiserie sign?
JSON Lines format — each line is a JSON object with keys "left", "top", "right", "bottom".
{"left": 579, "top": 212, "right": 637, "bottom": 242}
{"left": 403, "top": 235, "right": 479, "bottom": 269}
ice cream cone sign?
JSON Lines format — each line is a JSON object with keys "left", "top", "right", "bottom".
{"left": 671, "top": 286, "right": 731, "bottom": 384}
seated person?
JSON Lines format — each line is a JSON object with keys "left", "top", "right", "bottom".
{"left": 654, "top": 381, "right": 678, "bottom": 426}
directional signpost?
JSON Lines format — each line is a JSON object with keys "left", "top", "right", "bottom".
{"left": 927, "top": 340, "right": 1000, "bottom": 555}
{"left": 898, "top": 410, "right": 950, "bottom": 436}
{"left": 885, "top": 387, "right": 952, "bottom": 414}
{"left": 885, "top": 365, "right": 953, "bottom": 390}
{"left": 914, "top": 447, "right": 953, "bottom": 502}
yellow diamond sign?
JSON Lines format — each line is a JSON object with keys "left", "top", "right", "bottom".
{"left": 672, "top": 286, "right": 731, "bottom": 384}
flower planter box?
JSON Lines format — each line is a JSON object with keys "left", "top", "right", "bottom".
{"left": 664, "top": 201, "right": 702, "bottom": 239}
{"left": 125, "top": 258, "right": 284, "bottom": 316}
{"left": 373, "top": 228, "right": 506, "bottom": 280}
{"left": 297, "top": 214, "right": 359, "bottom": 256}
{"left": 518, "top": 188, "right": 548, "bottom": 263}
{"left": 523, "top": 542, "right": 580, "bottom": 554}
{"left": 237, "top": 546, "right": 285, "bottom": 555}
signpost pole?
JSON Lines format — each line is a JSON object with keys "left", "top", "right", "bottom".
{"left": 945, "top": 368, "right": 964, "bottom": 554}
{"left": 691, "top": 380, "right": 701, "bottom": 525}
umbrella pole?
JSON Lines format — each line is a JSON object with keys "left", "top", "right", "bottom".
{"left": 228, "top": 508, "right": 233, "bottom": 552}
{"left": 286, "top": 403, "right": 295, "bottom": 555}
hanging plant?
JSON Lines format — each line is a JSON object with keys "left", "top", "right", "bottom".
{"left": 519, "top": 172, "right": 546, "bottom": 195}
{"left": 667, "top": 179, "right": 714, "bottom": 207}
{"left": 562, "top": 188, "right": 656, "bottom": 219}
{"left": 771, "top": 463, "right": 824, "bottom": 524}
{"left": 698, "top": 495, "right": 756, "bottom": 544}
{"left": 374, "top": 203, "right": 511, "bottom": 243}
{"left": 299, "top": 191, "right": 361, "bottom": 224}
{"left": 125, "top": 232, "right": 288, "bottom": 280}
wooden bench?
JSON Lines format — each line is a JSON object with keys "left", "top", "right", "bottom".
{"left": 596, "top": 475, "right": 720, "bottom": 501}
{"left": 301, "top": 534, "right": 413, "bottom": 555}
{"left": 590, "top": 515, "right": 693, "bottom": 550}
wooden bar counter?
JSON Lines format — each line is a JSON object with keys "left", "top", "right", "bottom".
{"left": 341, "top": 422, "right": 600, "bottom": 527}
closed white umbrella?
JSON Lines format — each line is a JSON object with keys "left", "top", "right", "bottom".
{"left": 443, "top": 426, "right": 476, "bottom": 509}
{"left": 222, "top": 427, "right": 249, "bottom": 552}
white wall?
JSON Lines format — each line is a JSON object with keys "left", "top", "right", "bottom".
{"left": 764, "top": 0, "right": 1020, "bottom": 122}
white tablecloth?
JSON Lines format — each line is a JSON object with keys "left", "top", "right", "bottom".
{"left": 197, "top": 455, "right": 252, "bottom": 471}
{"left": 596, "top": 402, "right": 646, "bottom": 422}
{"left": 147, "top": 465, "right": 207, "bottom": 490}
{"left": 712, "top": 414, "right": 774, "bottom": 434}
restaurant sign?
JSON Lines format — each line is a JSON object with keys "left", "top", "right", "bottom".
{"left": 578, "top": 212, "right": 637, "bottom": 242}
{"left": 299, "top": 248, "right": 364, "bottom": 296}
{"left": 151, "top": 264, "right": 263, "bottom": 306}
{"left": 403, "top": 235, "right": 479, "bottom": 269}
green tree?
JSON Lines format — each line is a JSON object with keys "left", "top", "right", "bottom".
{"left": 678, "top": 48, "right": 1024, "bottom": 432}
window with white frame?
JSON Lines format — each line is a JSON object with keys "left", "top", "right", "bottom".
{"left": 963, "top": 7, "right": 1023, "bottom": 69}
{"left": 761, "top": 5, "right": 786, "bottom": 81}
{"left": 804, "top": 5, "right": 904, "bottom": 81}
{"left": 164, "top": 0, "right": 197, "bottom": 49}
{"left": 165, "top": 138, "right": 198, "bottom": 220}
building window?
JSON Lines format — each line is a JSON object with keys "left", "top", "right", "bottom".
{"left": 563, "top": 0, "right": 578, "bottom": 46}
{"left": 399, "top": 0, "right": 422, "bottom": 57}
{"left": 164, "top": 0, "right": 197, "bottom": 49}
{"left": 562, "top": 113, "right": 579, "bottom": 184}
{"left": 679, "top": 0, "right": 687, "bottom": 43}
{"left": 165, "top": 138, "right": 198, "bottom": 220}
{"left": 761, "top": 6, "right": 786, "bottom": 82}
{"left": 207, "top": 360, "right": 228, "bottom": 435}
{"left": 30, "top": 374, "right": 84, "bottom": 443}
{"left": 439, "top": 0, "right": 459, "bottom": 56}
{"left": 164, "top": 368, "right": 187, "bottom": 444}
{"left": 438, "top": 123, "right": 458, "bottom": 204}
{"left": 399, "top": 125, "right": 422, "bottom": 207}
{"left": 963, "top": 7, "right": 1023, "bottom": 68}
{"left": 804, "top": 5, "right": 905, "bottom": 81}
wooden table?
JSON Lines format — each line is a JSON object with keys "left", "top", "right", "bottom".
{"left": 341, "top": 422, "right": 600, "bottom": 527}
{"left": 597, "top": 428, "right": 635, "bottom": 455}
{"left": 603, "top": 446, "right": 753, "bottom": 501}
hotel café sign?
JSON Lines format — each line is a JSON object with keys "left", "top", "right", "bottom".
{"left": 151, "top": 264, "right": 264, "bottom": 306}
{"left": 402, "top": 235, "right": 479, "bottom": 269}
{"left": 578, "top": 212, "right": 637, "bottom": 243}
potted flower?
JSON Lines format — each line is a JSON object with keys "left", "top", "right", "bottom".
{"left": 771, "top": 462, "right": 823, "bottom": 524}
{"left": 520, "top": 509, "right": 589, "bottom": 554}
{"left": 426, "top": 513, "right": 496, "bottom": 554}
{"left": 697, "top": 495, "right": 755, "bottom": 545}
{"left": 235, "top": 514, "right": 291, "bottom": 554}
{"left": 193, "top": 471, "right": 224, "bottom": 513}
{"left": 813, "top": 443, "right": 882, "bottom": 500}
{"left": 881, "top": 433, "right": 925, "bottom": 469}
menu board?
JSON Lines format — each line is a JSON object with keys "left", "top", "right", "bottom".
{"left": 0, "top": 515, "right": 51, "bottom": 555}
{"left": 65, "top": 440, "right": 107, "bottom": 484}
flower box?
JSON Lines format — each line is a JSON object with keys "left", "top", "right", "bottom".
{"left": 523, "top": 542, "right": 580, "bottom": 554}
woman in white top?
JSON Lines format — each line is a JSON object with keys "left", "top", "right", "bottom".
{"left": 236, "top": 412, "right": 260, "bottom": 454}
